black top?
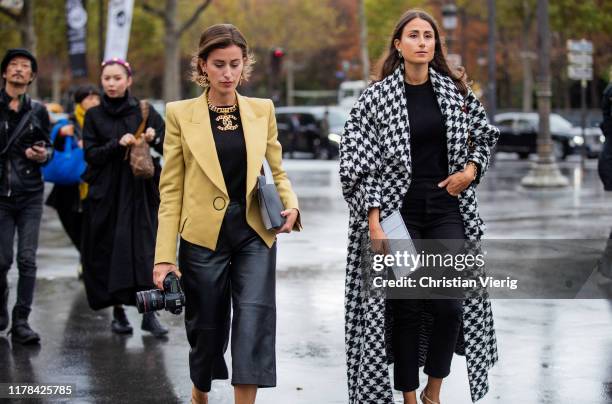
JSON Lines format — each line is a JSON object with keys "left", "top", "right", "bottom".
{"left": 404, "top": 79, "right": 448, "bottom": 182}
{"left": 82, "top": 92, "right": 165, "bottom": 187}
{"left": 0, "top": 88, "right": 51, "bottom": 196}
{"left": 209, "top": 106, "right": 247, "bottom": 202}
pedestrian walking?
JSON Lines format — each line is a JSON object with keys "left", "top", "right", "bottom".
{"left": 45, "top": 84, "right": 100, "bottom": 263}
{"left": 0, "top": 48, "right": 51, "bottom": 345}
{"left": 339, "top": 10, "right": 499, "bottom": 404}
{"left": 598, "top": 68, "right": 612, "bottom": 191}
{"left": 153, "top": 24, "right": 301, "bottom": 404}
{"left": 81, "top": 58, "right": 168, "bottom": 337}
{"left": 597, "top": 68, "right": 612, "bottom": 280}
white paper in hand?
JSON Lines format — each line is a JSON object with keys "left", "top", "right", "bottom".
{"left": 380, "top": 210, "right": 419, "bottom": 279}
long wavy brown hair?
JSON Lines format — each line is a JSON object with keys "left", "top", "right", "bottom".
{"left": 373, "top": 9, "right": 468, "bottom": 96}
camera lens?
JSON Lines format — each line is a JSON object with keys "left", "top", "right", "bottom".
{"left": 136, "top": 289, "right": 165, "bottom": 313}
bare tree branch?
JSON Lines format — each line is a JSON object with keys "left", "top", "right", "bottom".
{"left": 0, "top": 6, "right": 20, "bottom": 21}
{"left": 179, "top": 0, "right": 212, "bottom": 36}
{"left": 141, "top": 1, "right": 169, "bottom": 24}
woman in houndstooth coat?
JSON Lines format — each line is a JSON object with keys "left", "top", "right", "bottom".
{"left": 340, "top": 10, "right": 500, "bottom": 404}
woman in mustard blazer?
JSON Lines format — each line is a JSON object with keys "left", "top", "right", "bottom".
{"left": 153, "top": 24, "right": 300, "bottom": 404}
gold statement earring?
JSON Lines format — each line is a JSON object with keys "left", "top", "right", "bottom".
{"left": 196, "top": 72, "right": 209, "bottom": 88}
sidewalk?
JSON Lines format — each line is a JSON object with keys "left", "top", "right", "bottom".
{"left": 1, "top": 156, "right": 611, "bottom": 403}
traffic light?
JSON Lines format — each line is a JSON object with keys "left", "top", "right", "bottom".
{"left": 270, "top": 47, "right": 285, "bottom": 75}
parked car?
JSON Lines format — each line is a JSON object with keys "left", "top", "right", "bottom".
{"left": 338, "top": 80, "right": 366, "bottom": 109}
{"left": 494, "top": 112, "right": 605, "bottom": 160}
{"left": 556, "top": 110, "right": 605, "bottom": 158}
{"left": 275, "top": 106, "right": 350, "bottom": 159}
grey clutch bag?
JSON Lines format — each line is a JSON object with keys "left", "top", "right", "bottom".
{"left": 380, "top": 210, "right": 419, "bottom": 279}
{"left": 257, "top": 158, "right": 286, "bottom": 230}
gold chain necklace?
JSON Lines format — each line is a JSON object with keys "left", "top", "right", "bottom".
{"left": 207, "top": 96, "right": 239, "bottom": 131}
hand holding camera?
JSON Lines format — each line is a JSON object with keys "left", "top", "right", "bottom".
{"left": 153, "top": 262, "right": 180, "bottom": 289}
{"left": 136, "top": 271, "right": 185, "bottom": 315}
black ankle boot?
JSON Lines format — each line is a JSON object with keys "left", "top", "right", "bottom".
{"left": 111, "top": 306, "right": 133, "bottom": 334}
{"left": 9, "top": 307, "right": 40, "bottom": 345}
{"left": 141, "top": 312, "right": 168, "bottom": 338}
{"left": 0, "top": 288, "right": 8, "bottom": 332}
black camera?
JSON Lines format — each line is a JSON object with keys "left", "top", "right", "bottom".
{"left": 136, "top": 273, "right": 185, "bottom": 315}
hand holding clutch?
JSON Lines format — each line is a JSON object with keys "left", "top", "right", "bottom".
{"left": 276, "top": 208, "right": 299, "bottom": 234}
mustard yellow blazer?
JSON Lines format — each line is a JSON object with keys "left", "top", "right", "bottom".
{"left": 154, "top": 92, "right": 300, "bottom": 265}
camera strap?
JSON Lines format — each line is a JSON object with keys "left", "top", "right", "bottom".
{"left": 0, "top": 110, "right": 33, "bottom": 157}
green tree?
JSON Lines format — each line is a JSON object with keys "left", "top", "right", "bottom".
{"left": 0, "top": 0, "right": 38, "bottom": 96}
{"left": 142, "top": 0, "right": 213, "bottom": 101}
{"left": 364, "top": 0, "right": 428, "bottom": 68}
{"left": 196, "top": 0, "right": 342, "bottom": 101}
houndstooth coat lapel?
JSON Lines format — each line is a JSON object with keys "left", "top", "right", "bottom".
{"left": 340, "top": 64, "right": 500, "bottom": 403}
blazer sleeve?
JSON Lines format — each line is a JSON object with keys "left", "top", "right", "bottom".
{"left": 465, "top": 88, "right": 500, "bottom": 184}
{"left": 339, "top": 90, "right": 383, "bottom": 216}
{"left": 265, "top": 100, "right": 301, "bottom": 230}
{"left": 155, "top": 103, "right": 185, "bottom": 265}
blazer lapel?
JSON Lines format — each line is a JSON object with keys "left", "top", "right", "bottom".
{"left": 237, "top": 94, "right": 267, "bottom": 196}
{"left": 182, "top": 92, "right": 228, "bottom": 196}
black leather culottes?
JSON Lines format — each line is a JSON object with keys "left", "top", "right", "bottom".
{"left": 178, "top": 201, "right": 277, "bottom": 392}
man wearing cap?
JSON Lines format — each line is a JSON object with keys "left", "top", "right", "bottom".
{"left": 0, "top": 48, "right": 51, "bottom": 344}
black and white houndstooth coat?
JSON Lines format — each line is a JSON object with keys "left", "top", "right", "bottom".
{"left": 339, "top": 65, "right": 500, "bottom": 403}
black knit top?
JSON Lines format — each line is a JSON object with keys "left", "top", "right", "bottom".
{"left": 404, "top": 79, "right": 448, "bottom": 182}
{"left": 209, "top": 106, "right": 247, "bottom": 202}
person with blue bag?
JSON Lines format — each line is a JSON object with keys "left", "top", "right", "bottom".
{"left": 45, "top": 85, "right": 100, "bottom": 259}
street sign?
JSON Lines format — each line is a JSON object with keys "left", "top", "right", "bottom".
{"left": 567, "top": 39, "right": 593, "bottom": 54}
{"left": 567, "top": 38, "right": 594, "bottom": 81}
{"left": 568, "top": 53, "right": 593, "bottom": 66}
{"left": 568, "top": 65, "right": 593, "bottom": 81}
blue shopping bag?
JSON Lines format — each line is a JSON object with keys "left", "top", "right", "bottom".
{"left": 42, "top": 119, "right": 87, "bottom": 185}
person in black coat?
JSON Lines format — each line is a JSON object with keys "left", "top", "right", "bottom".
{"left": 81, "top": 58, "right": 167, "bottom": 337}
{"left": 599, "top": 75, "right": 612, "bottom": 191}
{"left": 597, "top": 72, "right": 612, "bottom": 281}
{"left": 45, "top": 85, "right": 100, "bottom": 263}
{"left": 0, "top": 49, "right": 51, "bottom": 345}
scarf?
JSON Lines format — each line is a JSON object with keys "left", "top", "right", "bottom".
{"left": 74, "top": 103, "right": 86, "bottom": 128}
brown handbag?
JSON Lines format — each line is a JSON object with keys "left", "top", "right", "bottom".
{"left": 125, "top": 100, "right": 154, "bottom": 179}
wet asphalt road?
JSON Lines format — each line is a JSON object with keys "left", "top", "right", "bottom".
{"left": 1, "top": 155, "right": 611, "bottom": 404}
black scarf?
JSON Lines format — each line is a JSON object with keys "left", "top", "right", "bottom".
{"left": 101, "top": 91, "right": 138, "bottom": 118}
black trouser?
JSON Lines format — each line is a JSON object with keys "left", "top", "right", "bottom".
{"left": 392, "top": 179, "right": 464, "bottom": 392}
{"left": 179, "top": 201, "right": 277, "bottom": 392}
{"left": 46, "top": 184, "right": 82, "bottom": 253}
{"left": 0, "top": 191, "right": 43, "bottom": 320}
